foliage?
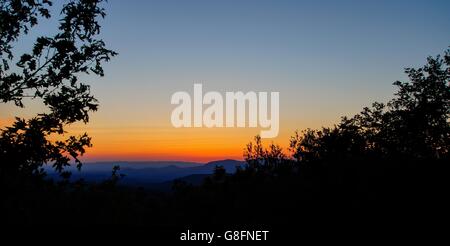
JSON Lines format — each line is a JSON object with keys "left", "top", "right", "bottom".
{"left": 288, "top": 51, "right": 449, "bottom": 163}
{"left": 0, "top": 0, "right": 116, "bottom": 177}
{"left": 0, "top": 1, "right": 448, "bottom": 226}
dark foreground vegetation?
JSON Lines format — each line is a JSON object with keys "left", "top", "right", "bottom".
{"left": 2, "top": 50, "right": 449, "bottom": 229}
{"left": 0, "top": 1, "right": 448, "bottom": 237}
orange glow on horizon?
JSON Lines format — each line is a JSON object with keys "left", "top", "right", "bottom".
{"left": 0, "top": 115, "right": 320, "bottom": 162}
{"left": 78, "top": 126, "right": 293, "bottom": 162}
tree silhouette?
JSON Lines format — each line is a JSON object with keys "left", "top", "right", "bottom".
{"left": 286, "top": 51, "right": 449, "bottom": 163}
{"left": 387, "top": 53, "right": 450, "bottom": 158}
{"left": 0, "top": 2, "right": 448, "bottom": 228}
{"left": 0, "top": 0, "right": 116, "bottom": 178}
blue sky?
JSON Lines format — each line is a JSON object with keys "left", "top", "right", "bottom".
{"left": 100, "top": 0, "right": 450, "bottom": 124}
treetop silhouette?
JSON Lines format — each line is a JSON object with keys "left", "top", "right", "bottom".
{"left": 0, "top": 0, "right": 116, "bottom": 177}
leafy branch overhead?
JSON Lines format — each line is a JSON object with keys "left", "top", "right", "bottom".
{"left": 0, "top": 0, "right": 116, "bottom": 176}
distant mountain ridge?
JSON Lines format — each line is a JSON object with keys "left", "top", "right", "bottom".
{"left": 45, "top": 159, "right": 245, "bottom": 189}
{"left": 72, "top": 160, "right": 204, "bottom": 170}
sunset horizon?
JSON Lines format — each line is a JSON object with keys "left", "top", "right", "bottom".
{"left": 1, "top": 0, "right": 449, "bottom": 241}
{"left": 1, "top": 1, "right": 449, "bottom": 164}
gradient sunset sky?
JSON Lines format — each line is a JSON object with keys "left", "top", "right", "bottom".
{"left": 1, "top": 0, "right": 450, "bottom": 162}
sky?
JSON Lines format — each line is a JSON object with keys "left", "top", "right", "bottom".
{"left": 1, "top": 0, "right": 449, "bottom": 162}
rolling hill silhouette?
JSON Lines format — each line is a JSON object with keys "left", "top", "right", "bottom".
{"left": 45, "top": 159, "right": 244, "bottom": 189}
